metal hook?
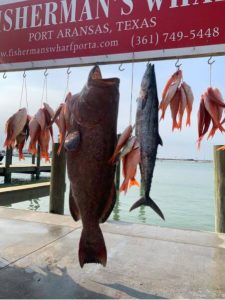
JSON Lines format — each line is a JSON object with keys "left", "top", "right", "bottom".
{"left": 208, "top": 56, "right": 215, "bottom": 65}
{"left": 44, "top": 68, "right": 48, "bottom": 77}
{"left": 175, "top": 59, "right": 182, "bottom": 69}
{"left": 67, "top": 67, "right": 71, "bottom": 75}
{"left": 119, "top": 63, "right": 125, "bottom": 72}
{"left": 3, "top": 72, "right": 7, "bottom": 79}
{"left": 23, "top": 71, "right": 26, "bottom": 78}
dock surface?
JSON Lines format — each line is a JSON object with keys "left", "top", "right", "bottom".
{"left": 0, "top": 182, "right": 50, "bottom": 205}
{"left": 0, "top": 164, "right": 51, "bottom": 175}
{"left": 0, "top": 207, "right": 225, "bottom": 299}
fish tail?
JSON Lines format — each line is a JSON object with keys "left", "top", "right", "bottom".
{"left": 172, "top": 121, "right": 179, "bottom": 131}
{"left": 4, "top": 138, "right": 15, "bottom": 148}
{"left": 207, "top": 128, "right": 216, "bottom": 139}
{"left": 19, "top": 150, "right": 25, "bottom": 161}
{"left": 28, "top": 143, "right": 37, "bottom": 155}
{"left": 79, "top": 225, "right": 107, "bottom": 268}
{"left": 119, "top": 178, "right": 129, "bottom": 194}
{"left": 129, "top": 178, "right": 140, "bottom": 188}
{"left": 130, "top": 196, "right": 165, "bottom": 221}
{"left": 186, "top": 114, "right": 191, "bottom": 127}
{"left": 109, "top": 152, "right": 119, "bottom": 165}
{"left": 197, "top": 137, "right": 203, "bottom": 150}
{"left": 160, "top": 110, "right": 165, "bottom": 121}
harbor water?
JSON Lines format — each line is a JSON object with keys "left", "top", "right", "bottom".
{"left": 0, "top": 158, "right": 215, "bottom": 232}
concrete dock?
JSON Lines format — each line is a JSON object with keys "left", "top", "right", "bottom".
{"left": 0, "top": 207, "right": 225, "bottom": 299}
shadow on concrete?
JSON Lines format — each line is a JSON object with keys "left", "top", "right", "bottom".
{"left": 95, "top": 282, "right": 166, "bottom": 299}
{"left": 0, "top": 264, "right": 110, "bottom": 299}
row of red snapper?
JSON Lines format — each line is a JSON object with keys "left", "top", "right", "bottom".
{"left": 4, "top": 103, "right": 58, "bottom": 162}
{"left": 108, "top": 69, "right": 225, "bottom": 193}
{"left": 3, "top": 70, "right": 225, "bottom": 190}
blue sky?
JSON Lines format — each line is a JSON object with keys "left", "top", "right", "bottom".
{"left": 0, "top": 55, "right": 225, "bottom": 160}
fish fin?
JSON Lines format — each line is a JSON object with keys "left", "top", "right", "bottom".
{"left": 172, "top": 121, "right": 179, "bottom": 131}
{"left": 129, "top": 178, "right": 140, "bottom": 188}
{"left": 100, "top": 184, "right": 116, "bottom": 223}
{"left": 49, "top": 104, "right": 63, "bottom": 128}
{"left": 119, "top": 178, "right": 129, "bottom": 194}
{"left": 130, "top": 196, "right": 165, "bottom": 221}
{"left": 28, "top": 142, "right": 37, "bottom": 155}
{"left": 197, "top": 136, "right": 204, "bottom": 150}
{"left": 79, "top": 225, "right": 107, "bottom": 268}
{"left": 64, "top": 131, "right": 80, "bottom": 152}
{"left": 109, "top": 152, "right": 120, "bottom": 165}
{"left": 186, "top": 114, "right": 191, "bottom": 127}
{"left": 69, "top": 187, "right": 80, "bottom": 222}
{"left": 158, "top": 134, "right": 163, "bottom": 146}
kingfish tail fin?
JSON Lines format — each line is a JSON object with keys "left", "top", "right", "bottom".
{"left": 79, "top": 225, "right": 107, "bottom": 268}
{"left": 129, "top": 196, "right": 165, "bottom": 221}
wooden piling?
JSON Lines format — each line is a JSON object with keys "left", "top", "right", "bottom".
{"left": 49, "top": 143, "right": 66, "bottom": 215}
{"left": 4, "top": 147, "right": 13, "bottom": 184}
{"left": 115, "top": 159, "right": 121, "bottom": 198}
{"left": 31, "top": 154, "right": 35, "bottom": 180}
{"left": 36, "top": 146, "right": 41, "bottom": 180}
{"left": 115, "top": 134, "right": 121, "bottom": 199}
{"left": 214, "top": 145, "right": 225, "bottom": 233}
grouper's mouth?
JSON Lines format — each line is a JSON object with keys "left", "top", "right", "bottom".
{"left": 91, "top": 65, "right": 102, "bottom": 80}
{"left": 89, "top": 65, "right": 120, "bottom": 87}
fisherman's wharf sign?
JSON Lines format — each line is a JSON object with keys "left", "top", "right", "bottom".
{"left": 0, "top": 0, "right": 225, "bottom": 71}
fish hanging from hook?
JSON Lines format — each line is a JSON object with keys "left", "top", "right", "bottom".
{"left": 175, "top": 59, "right": 182, "bottom": 70}
{"left": 208, "top": 56, "right": 215, "bottom": 87}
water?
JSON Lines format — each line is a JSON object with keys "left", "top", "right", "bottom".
{"left": 1, "top": 157, "right": 215, "bottom": 232}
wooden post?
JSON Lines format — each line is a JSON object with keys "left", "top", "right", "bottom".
{"left": 49, "top": 143, "right": 66, "bottom": 215}
{"left": 32, "top": 154, "right": 35, "bottom": 164}
{"left": 36, "top": 145, "right": 41, "bottom": 180}
{"left": 115, "top": 159, "right": 121, "bottom": 199}
{"left": 214, "top": 145, "right": 225, "bottom": 233}
{"left": 4, "top": 147, "right": 13, "bottom": 184}
{"left": 31, "top": 154, "right": 35, "bottom": 180}
{"left": 115, "top": 134, "right": 121, "bottom": 199}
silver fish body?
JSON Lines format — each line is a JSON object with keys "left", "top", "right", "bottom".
{"left": 130, "top": 64, "right": 164, "bottom": 220}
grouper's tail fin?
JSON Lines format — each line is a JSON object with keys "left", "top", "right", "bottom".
{"left": 79, "top": 225, "right": 107, "bottom": 268}
{"left": 129, "top": 196, "right": 165, "bottom": 221}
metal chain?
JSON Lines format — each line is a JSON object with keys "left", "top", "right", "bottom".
{"left": 64, "top": 67, "right": 71, "bottom": 99}
{"left": 41, "top": 75, "right": 48, "bottom": 105}
{"left": 129, "top": 54, "right": 135, "bottom": 126}
{"left": 19, "top": 71, "right": 28, "bottom": 110}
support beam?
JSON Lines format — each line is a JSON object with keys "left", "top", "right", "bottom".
{"left": 214, "top": 145, "right": 225, "bottom": 233}
{"left": 49, "top": 143, "right": 66, "bottom": 215}
{"left": 4, "top": 148, "right": 12, "bottom": 184}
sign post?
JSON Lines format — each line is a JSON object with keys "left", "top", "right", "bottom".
{"left": 0, "top": 0, "right": 225, "bottom": 71}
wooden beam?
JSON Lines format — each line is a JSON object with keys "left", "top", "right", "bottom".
{"left": 214, "top": 145, "right": 225, "bottom": 233}
{"left": 49, "top": 143, "right": 66, "bottom": 215}
{"left": 0, "top": 182, "right": 50, "bottom": 206}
